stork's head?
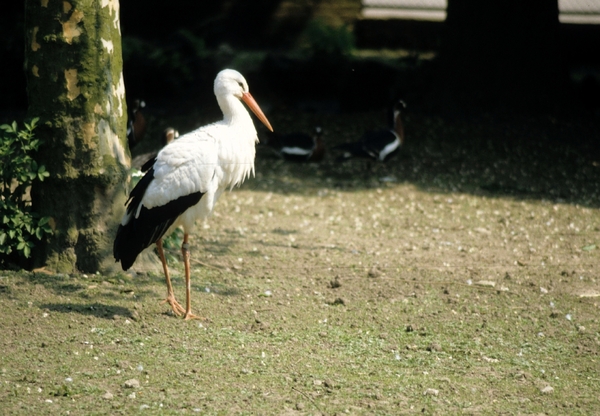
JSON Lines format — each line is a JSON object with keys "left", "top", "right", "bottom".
{"left": 214, "top": 69, "right": 249, "bottom": 98}
{"left": 214, "top": 69, "right": 273, "bottom": 132}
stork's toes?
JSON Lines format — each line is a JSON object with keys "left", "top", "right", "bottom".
{"left": 183, "top": 311, "right": 210, "bottom": 321}
{"left": 161, "top": 296, "right": 186, "bottom": 316}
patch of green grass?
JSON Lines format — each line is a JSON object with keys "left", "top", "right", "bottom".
{"left": 2, "top": 110, "right": 600, "bottom": 414}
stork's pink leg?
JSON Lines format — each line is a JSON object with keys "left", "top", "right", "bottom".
{"left": 157, "top": 239, "right": 185, "bottom": 316}
{"left": 181, "top": 233, "right": 202, "bottom": 320}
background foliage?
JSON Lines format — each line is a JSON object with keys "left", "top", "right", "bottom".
{"left": 0, "top": 118, "right": 52, "bottom": 265}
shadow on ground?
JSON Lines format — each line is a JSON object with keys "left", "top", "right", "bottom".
{"left": 238, "top": 110, "right": 600, "bottom": 210}
{"left": 40, "top": 302, "right": 133, "bottom": 319}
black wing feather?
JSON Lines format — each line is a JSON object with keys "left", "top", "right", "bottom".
{"left": 113, "top": 167, "right": 203, "bottom": 270}
{"left": 335, "top": 130, "right": 398, "bottom": 162}
{"left": 140, "top": 156, "right": 157, "bottom": 173}
{"left": 361, "top": 130, "right": 399, "bottom": 161}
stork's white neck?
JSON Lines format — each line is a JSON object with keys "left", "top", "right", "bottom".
{"left": 217, "top": 94, "right": 253, "bottom": 129}
{"left": 212, "top": 92, "right": 258, "bottom": 190}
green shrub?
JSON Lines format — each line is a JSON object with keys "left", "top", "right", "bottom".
{"left": 0, "top": 118, "right": 52, "bottom": 263}
{"left": 122, "top": 29, "right": 208, "bottom": 91}
{"left": 302, "top": 19, "right": 355, "bottom": 59}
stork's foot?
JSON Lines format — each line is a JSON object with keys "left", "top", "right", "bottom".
{"left": 183, "top": 311, "right": 209, "bottom": 321}
{"left": 161, "top": 295, "right": 186, "bottom": 317}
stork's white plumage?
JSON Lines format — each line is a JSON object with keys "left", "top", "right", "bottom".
{"left": 114, "top": 69, "right": 273, "bottom": 320}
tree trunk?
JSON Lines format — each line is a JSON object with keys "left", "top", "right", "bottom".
{"left": 24, "top": 0, "right": 130, "bottom": 273}
{"left": 439, "top": 0, "right": 564, "bottom": 108}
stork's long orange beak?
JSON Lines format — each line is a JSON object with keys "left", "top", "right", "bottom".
{"left": 242, "top": 92, "right": 273, "bottom": 132}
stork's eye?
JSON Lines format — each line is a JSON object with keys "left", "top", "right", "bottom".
{"left": 238, "top": 82, "right": 244, "bottom": 88}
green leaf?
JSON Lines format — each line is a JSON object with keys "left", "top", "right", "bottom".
{"left": 0, "top": 118, "right": 45, "bottom": 261}
{"left": 27, "top": 117, "right": 39, "bottom": 131}
{"left": 582, "top": 244, "right": 596, "bottom": 251}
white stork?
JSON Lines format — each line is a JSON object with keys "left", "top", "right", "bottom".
{"left": 114, "top": 69, "right": 273, "bottom": 320}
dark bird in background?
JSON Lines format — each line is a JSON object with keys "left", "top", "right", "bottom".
{"left": 161, "top": 127, "right": 179, "bottom": 146}
{"left": 131, "top": 127, "right": 180, "bottom": 171}
{"left": 114, "top": 69, "right": 273, "bottom": 320}
{"left": 263, "top": 126, "right": 325, "bottom": 162}
{"left": 335, "top": 100, "right": 406, "bottom": 162}
{"left": 127, "top": 99, "right": 147, "bottom": 149}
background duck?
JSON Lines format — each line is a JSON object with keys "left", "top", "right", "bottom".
{"left": 263, "top": 126, "right": 325, "bottom": 162}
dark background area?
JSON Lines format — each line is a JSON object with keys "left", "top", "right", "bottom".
{"left": 2, "top": 0, "right": 599, "bottom": 175}
{"left": 3, "top": 1, "right": 600, "bottom": 116}
{"left": 3, "top": 1, "right": 600, "bottom": 269}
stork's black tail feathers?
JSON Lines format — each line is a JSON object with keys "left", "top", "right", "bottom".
{"left": 113, "top": 167, "right": 203, "bottom": 271}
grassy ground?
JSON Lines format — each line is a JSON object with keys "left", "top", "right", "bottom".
{"left": 1, "top": 109, "right": 599, "bottom": 415}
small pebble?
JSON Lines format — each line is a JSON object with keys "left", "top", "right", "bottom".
{"left": 102, "top": 392, "right": 114, "bottom": 400}
{"left": 424, "top": 388, "right": 439, "bottom": 396}
{"left": 368, "top": 267, "right": 381, "bottom": 278}
{"left": 541, "top": 385, "right": 554, "bottom": 394}
{"left": 330, "top": 297, "right": 345, "bottom": 306}
{"left": 123, "top": 379, "right": 140, "bottom": 389}
{"left": 427, "top": 343, "right": 442, "bottom": 352}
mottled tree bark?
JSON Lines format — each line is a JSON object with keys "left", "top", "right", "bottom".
{"left": 24, "top": 0, "right": 130, "bottom": 273}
